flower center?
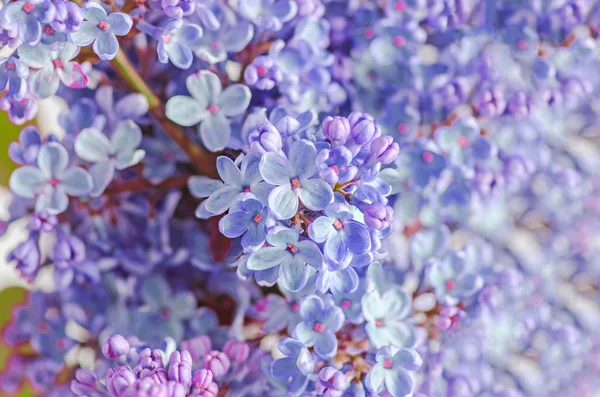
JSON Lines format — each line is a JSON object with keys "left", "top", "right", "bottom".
{"left": 287, "top": 243, "right": 298, "bottom": 254}
{"left": 290, "top": 177, "right": 302, "bottom": 189}
{"left": 253, "top": 214, "right": 263, "bottom": 223}
{"left": 422, "top": 152, "right": 434, "bottom": 163}
{"left": 340, "top": 299, "right": 351, "bottom": 309}
{"left": 211, "top": 43, "right": 220, "bottom": 50}
{"left": 256, "top": 65, "right": 267, "bottom": 77}
{"left": 163, "top": 33, "right": 172, "bottom": 44}
{"left": 44, "top": 26, "right": 55, "bottom": 35}
{"left": 49, "top": 178, "right": 60, "bottom": 187}
{"left": 458, "top": 136, "right": 469, "bottom": 148}
{"left": 375, "top": 319, "right": 384, "bottom": 328}
{"left": 290, "top": 301, "right": 300, "bottom": 312}
{"left": 383, "top": 358, "right": 393, "bottom": 369}
{"left": 393, "top": 36, "right": 406, "bottom": 47}
{"left": 160, "top": 308, "right": 171, "bottom": 319}
{"left": 313, "top": 323, "right": 325, "bottom": 333}
{"left": 208, "top": 104, "right": 219, "bottom": 114}
{"left": 445, "top": 280, "right": 456, "bottom": 290}
{"left": 364, "top": 28, "right": 374, "bottom": 39}
{"left": 397, "top": 123, "right": 408, "bottom": 134}
{"left": 395, "top": 1, "right": 406, "bottom": 11}
{"left": 56, "top": 338, "right": 68, "bottom": 349}
{"left": 98, "top": 20, "right": 110, "bottom": 31}
{"left": 517, "top": 40, "right": 527, "bottom": 49}
{"left": 52, "top": 58, "right": 63, "bottom": 69}
{"left": 333, "top": 219, "right": 343, "bottom": 230}
{"left": 22, "top": 2, "right": 35, "bottom": 13}
{"left": 243, "top": 186, "right": 251, "bottom": 193}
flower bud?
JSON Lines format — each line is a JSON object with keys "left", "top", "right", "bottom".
{"left": 203, "top": 351, "right": 230, "bottom": 378}
{"left": 315, "top": 367, "right": 349, "bottom": 396}
{"left": 180, "top": 335, "right": 211, "bottom": 361}
{"left": 223, "top": 340, "right": 249, "bottom": 362}
{"left": 363, "top": 203, "right": 393, "bottom": 230}
{"left": 322, "top": 116, "right": 350, "bottom": 145}
{"left": 369, "top": 136, "right": 399, "bottom": 164}
{"left": 7, "top": 234, "right": 40, "bottom": 282}
{"left": 192, "top": 368, "right": 213, "bottom": 389}
{"left": 106, "top": 366, "right": 136, "bottom": 396}
{"left": 247, "top": 123, "right": 283, "bottom": 155}
{"left": 71, "top": 369, "right": 99, "bottom": 395}
{"left": 102, "top": 334, "right": 130, "bottom": 360}
{"left": 168, "top": 351, "right": 192, "bottom": 386}
{"left": 53, "top": 233, "right": 86, "bottom": 269}
{"left": 348, "top": 112, "right": 379, "bottom": 145}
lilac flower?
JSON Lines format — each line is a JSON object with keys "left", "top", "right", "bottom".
{"left": 369, "top": 17, "right": 426, "bottom": 66}
{"left": 315, "top": 367, "right": 349, "bottom": 397}
{"left": 9, "top": 142, "right": 92, "bottom": 215}
{"left": 103, "top": 334, "right": 130, "bottom": 359}
{"left": 219, "top": 198, "right": 270, "bottom": 247}
{"left": 138, "top": 19, "right": 203, "bottom": 70}
{"left": 69, "top": 3, "right": 132, "bottom": 61}
{"left": 49, "top": 0, "right": 82, "bottom": 33}
{"left": 315, "top": 255, "right": 359, "bottom": 294}
{"left": 59, "top": 98, "right": 106, "bottom": 138}
{"left": 331, "top": 280, "right": 366, "bottom": 324}
{"left": 244, "top": 55, "right": 283, "bottom": 90}
{"left": 74, "top": 120, "right": 145, "bottom": 196}
{"left": 0, "top": 94, "right": 38, "bottom": 124}
{"left": 203, "top": 351, "right": 230, "bottom": 378}
{"left": 293, "top": 295, "right": 344, "bottom": 359}
{"left": 238, "top": 0, "right": 298, "bottom": 32}
{"left": 7, "top": 233, "right": 41, "bottom": 281}
{"left": 259, "top": 139, "right": 333, "bottom": 219}
{"left": 8, "top": 126, "right": 42, "bottom": 165}
{"left": 141, "top": 134, "right": 187, "bottom": 184}
{"left": 270, "top": 338, "right": 315, "bottom": 397}
{"left": 95, "top": 86, "right": 149, "bottom": 129}
{"left": 162, "top": 0, "right": 194, "bottom": 18}
{"left": 365, "top": 347, "right": 422, "bottom": 397}
{"left": 247, "top": 228, "right": 322, "bottom": 292}
{"left": 19, "top": 42, "right": 87, "bottom": 98}
{"left": 398, "top": 146, "right": 447, "bottom": 188}
{"left": 192, "top": 18, "right": 254, "bottom": 64}
{"left": 188, "top": 154, "right": 269, "bottom": 218}
{"left": 428, "top": 251, "right": 485, "bottom": 305}
{"left": 316, "top": 146, "right": 357, "bottom": 185}
{"left": 0, "top": 0, "right": 55, "bottom": 45}
{"left": 361, "top": 286, "right": 416, "bottom": 348}
{"left": 309, "top": 202, "right": 371, "bottom": 262}
{"left": 166, "top": 71, "right": 251, "bottom": 151}
{"left": 0, "top": 57, "right": 29, "bottom": 100}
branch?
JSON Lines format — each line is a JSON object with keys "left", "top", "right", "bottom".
{"left": 110, "top": 49, "right": 218, "bottom": 178}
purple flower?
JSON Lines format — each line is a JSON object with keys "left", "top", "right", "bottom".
{"left": 223, "top": 340, "right": 250, "bottom": 362}
{"left": 8, "top": 126, "right": 42, "bottom": 165}
{"left": 368, "top": 136, "right": 400, "bottom": 165}
{"left": 138, "top": 19, "right": 203, "bottom": 70}
{"left": 322, "top": 115, "right": 351, "bottom": 146}
{"left": 203, "top": 351, "right": 230, "bottom": 378}
{"left": 102, "top": 334, "right": 130, "bottom": 359}
{"left": 106, "top": 366, "right": 136, "bottom": 396}
{"left": 9, "top": 142, "right": 93, "bottom": 214}
{"left": 218, "top": 198, "right": 270, "bottom": 247}
{"left": 69, "top": 3, "right": 132, "bottom": 61}
{"left": 293, "top": 295, "right": 344, "bottom": 359}
{"left": 0, "top": 57, "right": 29, "bottom": 100}
{"left": 247, "top": 228, "right": 322, "bottom": 292}
{"left": 363, "top": 203, "right": 393, "bottom": 230}
{"left": 270, "top": 338, "right": 315, "bottom": 396}
{"left": 259, "top": 139, "right": 333, "bottom": 219}
{"left": 316, "top": 146, "right": 357, "bottom": 185}
{"left": 191, "top": 18, "right": 254, "bottom": 64}
{"left": 428, "top": 251, "right": 484, "bottom": 305}
{"left": 181, "top": 335, "right": 212, "bottom": 362}
{"left": 166, "top": 71, "right": 251, "bottom": 151}
{"left": 52, "top": 232, "right": 85, "bottom": 269}
{"left": 162, "top": 0, "right": 194, "bottom": 18}
{"left": 238, "top": 0, "right": 298, "bottom": 32}
{"left": 0, "top": 94, "right": 38, "bottom": 124}
{"left": 192, "top": 368, "right": 213, "bottom": 390}
{"left": 0, "top": 0, "right": 55, "bottom": 45}
{"left": 365, "top": 347, "right": 422, "bottom": 397}
{"left": 244, "top": 55, "right": 282, "bottom": 90}
{"left": 168, "top": 350, "right": 192, "bottom": 386}
{"left": 315, "top": 367, "right": 349, "bottom": 397}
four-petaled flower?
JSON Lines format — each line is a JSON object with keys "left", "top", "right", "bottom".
{"left": 138, "top": 19, "right": 203, "bottom": 70}
{"left": 219, "top": 198, "right": 270, "bottom": 247}
{"left": 365, "top": 346, "right": 422, "bottom": 397}
{"left": 0, "top": 0, "right": 55, "bottom": 46}
{"left": 293, "top": 294, "right": 344, "bottom": 359}
{"left": 0, "top": 57, "right": 29, "bottom": 100}
{"left": 238, "top": 0, "right": 298, "bottom": 32}
{"left": 166, "top": 71, "right": 251, "bottom": 151}
{"left": 428, "top": 250, "right": 485, "bottom": 306}
{"left": 9, "top": 142, "right": 92, "bottom": 215}
{"left": 259, "top": 139, "right": 333, "bottom": 220}
{"left": 69, "top": 3, "right": 132, "bottom": 61}
{"left": 270, "top": 338, "right": 315, "bottom": 397}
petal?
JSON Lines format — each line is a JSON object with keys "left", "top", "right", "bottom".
{"left": 296, "top": 241, "right": 323, "bottom": 270}
{"left": 289, "top": 140, "right": 317, "bottom": 179}
{"left": 92, "top": 32, "right": 119, "bottom": 61}
{"left": 188, "top": 176, "right": 222, "bottom": 198}
{"left": 165, "top": 41, "right": 193, "bottom": 69}
{"left": 365, "top": 322, "right": 389, "bottom": 349}
{"left": 342, "top": 221, "right": 371, "bottom": 254}
{"left": 83, "top": 3, "right": 107, "bottom": 23}
{"left": 271, "top": 0, "right": 297, "bottom": 22}
{"left": 36, "top": 184, "right": 68, "bottom": 215}
{"left": 74, "top": 128, "right": 111, "bottom": 162}
{"left": 9, "top": 166, "right": 45, "bottom": 198}
{"left": 392, "top": 349, "right": 422, "bottom": 371}
{"left": 223, "top": 21, "right": 253, "bottom": 52}
{"left": 38, "top": 143, "right": 68, "bottom": 179}
{"left": 365, "top": 364, "right": 385, "bottom": 393}
{"left": 59, "top": 62, "right": 88, "bottom": 89}
{"left": 218, "top": 211, "right": 251, "bottom": 238}
{"left": 293, "top": 322, "right": 317, "bottom": 346}
{"left": 369, "top": 37, "right": 396, "bottom": 66}
{"left": 140, "top": 276, "right": 171, "bottom": 309}
{"left": 434, "top": 125, "right": 459, "bottom": 153}
{"left": 204, "top": 185, "right": 239, "bottom": 214}
{"left": 105, "top": 12, "right": 132, "bottom": 36}
{"left": 265, "top": 228, "right": 298, "bottom": 248}
{"left": 332, "top": 267, "right": 358, "bottom": 294}
{"left": 216, "top": 156, "right": 242, "bottom": 186}
{"left": 186, "top": 70, "right": 221, "bottom": 105}
{"left": 314, "top": 332, "right": 337, "bottom": 359}
{"left": 178, "top": 24, "right": 203, "bottom": 44}
{"left": 248, "top": 247, "right": 284, "bottom": 270}
{"left": 386, "top": 321, "right": 417, "bottom": 348}
{"left": 307, "top": 216, "right": 333, "bottom": 243}
{"left": 165, "top": 95, "right": 206, "bottom": 126}
{"left": 200, "top": 112, "right": 231, "bottom": 152}
{"left": 271, "top": 357, "right": 298, "bottom": 380}
{"left": 115, "top": 93, "right": 149, "bottom": 120}
{"left": 88, "top": 161, "right": 115, "bottom": 197}
{"left": 324, "top": 232, "right": 346, "bottom": 263}
{"left": 280, "top": 255, "right": 310, "bottom": 292}
{"left": 268, "top": 184, "right": 298, "bottom": 220}
{"left": 21, "top": 18, "right": 42, "bottom": 45}
{"left": 242, "top": 223, "right": 266, "bottom": 247}
{"left": 384, "top": 369, "right": 413, "bottom": 397}
{"left": 299, "top": 295, "right": 324, "bottom": 320}
{"left": 259, "top": 152, "right": 292, "bottom": 185}
{"left": 170, "top": 292, "right": 196, "bottom": 319}
{"left": 111, "top": 120, "right": 142, "bottom": 155}
{"left": 297, "top": 179, "right": 332, "bottom": 211}
{"left": 60, "top": 168, "right": 93, "bottom": 196}
{"left": 69, "top": 22, "right": 97, "bottom": 46}
{"left": 218, "top": 84, "right": 251, "bottom": 117}
{"left": 30, "top": 67, "right": 59, "bottom": 99}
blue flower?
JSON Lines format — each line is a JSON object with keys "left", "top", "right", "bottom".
{"left": 369, "top": 16, "right": 426, "bottom": 66}
{"left": 141, "top": 134, "right": 188, "bottom": 184}
{"left": 9, "top": 142, "right": 92, "bottom": 215}
{"left": 247, "top": 228, "right": 322, "bottom": 292}
{"left": 166, "top": 71, "right": 251, "bottom": 151}
{"left": 428, "top": 251, "right": 484, "bottom": 306}
{"left": 138, "top": 19, "right": 203, "bottom": 70}
{"left": 238, "top": 0, "right": 298, "bottom": 32}
{"left": 309, "top": 202, "right": 371, "bottom": 262}
{"left": 361, "top": 286, "right": 415, "bottom": 348}
{"left": 0, "top": 57, "right": 29, "bottom": 100}
{"left": 95, "top": 86, "right": 149, "bottom": 130}
{"left": 59, "top": 98, "right": 107, "bottom": 139}
{"left": 7, "top": 233, "right": 41, "bottom": 281}
{"left": 316, "top": 146, "right": 357, "bottom": 185}
{"left": 0, "top": 0, "right": 55, "bottom": 46}
{"left": 398, "top": 145, "right": 447, "bottom": 188}
{"left": 365, "top": 346, "right": 422, "bottom": 397}
{"left": 134, "top": 276, "right": 196, "bottom": 343}
{"left": 69, "top": 3, "right": 132, "bottom": 61}
{"left": 219, "top": 198, "right": 270, "bottom": 247}
{"left": 188, "top": 154, "right": 270, "bottom": 218}
{"left": 192, "top": 17, "right": 254, "bottom": 64}
{"left": 332, "top": 280, "right": 367, "bottom": 324}
{"left": 293, "top": 294, "right": 344, "bottom": 359}
{"left": 315, "top": 255, "right": 359, "bottom": 294}
{"left": 74, "top": 120, "right": 145, "bottom": 196}
{"left": 434, "top": 116, "right": 495, "bottom": 167}
{"left": 244, "top": 55, "right": 283, "bottom": 90}
{"left": 270, "top": 338, "right": 315, "bottom": 397}
{"left": 8, "top": 126, "right": 42, "bottom": 165}
{"left": 259, "top": 139, "right": 333, "bottom": 220}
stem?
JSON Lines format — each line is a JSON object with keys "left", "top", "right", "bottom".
{"left": 110, "top": 49, "right": 218, "bottom": 177}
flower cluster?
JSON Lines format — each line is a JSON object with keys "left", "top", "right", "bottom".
{"left": 0, "top": 0, "right": 599, "bottom": 396}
